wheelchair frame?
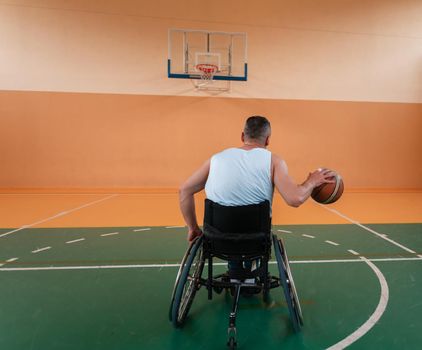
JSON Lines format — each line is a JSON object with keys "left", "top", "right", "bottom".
{"left": 169, "top": 232, "right": 303, "bottom": 349}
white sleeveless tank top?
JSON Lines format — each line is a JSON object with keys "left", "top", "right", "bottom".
{"left": 205, "top": 148, "right": 274, "bottom": 206}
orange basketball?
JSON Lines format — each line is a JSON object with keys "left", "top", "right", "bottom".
{"left": 311, "top": 170, "right": 344, "bottom": 204}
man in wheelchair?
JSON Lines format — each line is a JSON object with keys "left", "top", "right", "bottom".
{"left": 170, "top": 116, "right": 333, "bottom": 348}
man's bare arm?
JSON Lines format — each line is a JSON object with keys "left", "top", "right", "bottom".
{"left": 179, "top": 159, "right": 210, "bottom": 241}
{"left": 272, "top": 154, "right": 334, "bottom": 207}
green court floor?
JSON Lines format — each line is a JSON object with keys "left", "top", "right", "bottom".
{"left": 0, "top": 223, "right": 421, "bottom": 349}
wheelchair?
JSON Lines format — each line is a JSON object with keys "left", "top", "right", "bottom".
{"left": 169, "top": 199, "right": 303, "bottom": 349}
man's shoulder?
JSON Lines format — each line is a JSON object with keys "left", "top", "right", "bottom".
{"left": 271, "top": 153, "right": 287, "bottom": 169}
{"left": 271, "top": 153, "right": 282, "bottom": 163}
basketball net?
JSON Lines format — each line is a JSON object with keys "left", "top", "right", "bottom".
{"left": 195, "top": 63, "right": 218, "bottom": 85}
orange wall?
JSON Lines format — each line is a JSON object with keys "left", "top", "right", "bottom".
{"left": 0, "top": 90, "right": 421, "bottom": 190}
{"left": 1, "top": 1, "right": 421, "bottom": 191}
{"left": 1, "top": 0, "right": 421, "bottom": 102}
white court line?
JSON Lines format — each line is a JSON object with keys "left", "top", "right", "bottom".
{"left": 348, "top": 250, "right": 360, "bottom": 256}
{"left": 165, "top": 226, "right": 185, "bottom": 229}
{"left": 6, "top": 257, "right": 19, "bottom": 263}
{"left": 1, "top": 256, "right": 421, "bottom": 272}
{"left": 101, "top": 232, "right": 119, "bottom": 237}
{"left": 326, "top": 256, "right": 389, "bottom": 350}
{"left": 65, "top": 238, "right": 85, "bottom": 244}
{"left": 319, "top": 205, "right": 417, "bottom": 254}
{"left": 325, "top": 240, "right": 340, "bottom": 246}
{"left": 31, "top": 246, "right": 51, "bottom": 254}
{"left": 277, "top": 229, "right": 292, "bottom": 233}
{"left": 133, "top": 228, "right": 151, "bottom": 232}
{"left": 0, "top": 264, "right": 176, "bottom": 271}
{"left": 290, "top": 257, "right": 422, "bottom": 264}
{"left": 302, "top": 234, "right": 315, "bottom": 238}
{"left": 0, "top": 194, "right": 118, "bottom": 238}
{"left": 418, "top": 255, "right": 422, "bottom": 259}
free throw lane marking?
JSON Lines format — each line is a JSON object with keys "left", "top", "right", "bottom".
{"left": 31, "top": 246, "right": 51, "bottom": 254}
{"left": 65, "top": 238, "right": 85, "bottom": 244}
{"left": 277, "top": 229, "right": 292, "bottom": 233}
{"left": 319, "top": 205, "right": 417, "bottom": 254}
{"left": 0, "top": 194, "right": 118, "bottom": 238}
{"left": 327, "top": 256, "right": 389, "bottom": 350}
{"left": 302, "top": 234, "right": 315, "bottom": 238}
{"left": 6, "top": 257, "right": 19, "bottom": 263}
{"left": 325, "top": 240, "right": 340, "bottom": 246}
{"left": 101, "top": 232, "right": 119, "bottom": 237}
{"left": 133, "top": 228, "right": 151, "bottom": 232}
{"left": 348, "top": 250, "right": 360, "bottom": 256}
{"left": 165, "top": 226, "right": 185, "bottom": 229}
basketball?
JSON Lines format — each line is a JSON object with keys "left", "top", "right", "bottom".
{"left": 311, "top": 170, "right": 344, "bottom": 204}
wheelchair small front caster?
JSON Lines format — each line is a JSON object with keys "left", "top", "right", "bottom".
{"left": 227, "top": 336, "right": 237, "bottom": 349}
{"left": 213, "top": 286, "right": 223, "bottom": 294}
{"left": 227, "top": 327, "right": 237, "bottom": 349}
{"left": 263, "top": 288, "right": 270, "bottom": 303}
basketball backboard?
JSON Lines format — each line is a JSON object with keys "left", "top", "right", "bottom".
{"left": 167, "top": 29, "right": 248, "bottom": 82}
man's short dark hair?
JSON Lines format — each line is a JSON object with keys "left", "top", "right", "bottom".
{"left": 243, "top": 116, "right": 271, "bottom": 143}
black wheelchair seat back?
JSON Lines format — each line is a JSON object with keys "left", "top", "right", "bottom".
{"left": 203, "top": 199, "right": 271, "bottom": 258}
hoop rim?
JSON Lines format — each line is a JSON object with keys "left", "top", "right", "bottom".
{"left": 195, "top": 63, "right": 219, "bottom": 74}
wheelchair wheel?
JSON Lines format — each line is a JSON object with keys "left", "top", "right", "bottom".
{"left": 272, "top": 234, "right": 303, "bottom": 332}
{"left": 169, "top": 236, "right": 204, "bottom": 327}
{"left": 278, "top": 237, "right": 304, "bottom": 326}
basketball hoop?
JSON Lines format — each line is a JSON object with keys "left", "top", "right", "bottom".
{"left": 195, "top": 63, "right": 218, "bottom": 83}
{"left": 192, "top": 62, "right": 229, "bottom": 92}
